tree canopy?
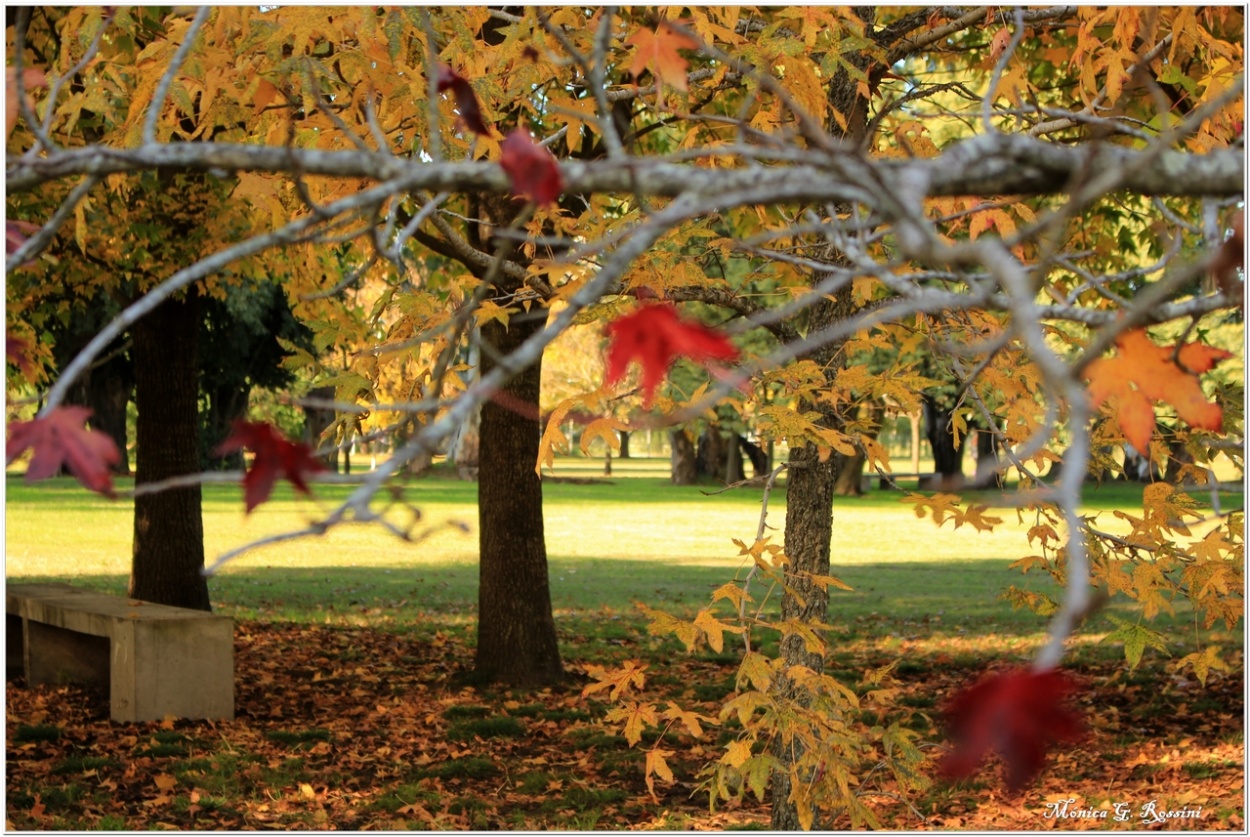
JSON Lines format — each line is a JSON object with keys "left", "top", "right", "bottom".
{"left": 6, "top": 5, "right": 1243, "bottom": 828}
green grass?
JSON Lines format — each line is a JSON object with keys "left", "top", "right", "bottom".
{"left": 4, "top": 461, "right": 1242, "bottom": 654}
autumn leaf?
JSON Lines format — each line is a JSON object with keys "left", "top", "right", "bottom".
{"left": 215, "top": 419, "right": 326, "bottom": 513}
{"left": 6, "top": 406, "right": 122, "bottom": 496}
{"left": 436, "top": 65, "right": 491, "bottom": 136}
{"left": 625, "top": 20, "right": 700, "bottom": 92}
{"left": 988, "top": 28, "right": 1012, "bottom": 63}
{"left": 499, "top": 128, "right": 564, "bottom": 207}
{"left": 1084, "top": 329, "right": 1233, "bottom": 453}
{"left": 6, "top": 66, "right": 47, "bottom": 138}
{"left": 603, "top": 303, "right": 739, "bottom": 406}
{"left": 644, "top": 747, "right": 675, "bottom": 800}
{"left": 6, "top": 331, "right": 36, "bottom": 377}
{"left": 1101, "top": 615, "right": 1171, "bottom": 672}
{"left": 6, "top": 219, "right": 42, "bottom": 264}
{"left": 939, "top": 666, "right": 1084, "bottom": 793}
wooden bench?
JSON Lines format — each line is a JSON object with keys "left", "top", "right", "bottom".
{"left": 6, "top": 583, "right": 234, "bottom": 723}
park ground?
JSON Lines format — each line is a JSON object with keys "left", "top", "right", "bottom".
{"left": 5, "top": 458, "right": 1245, "bottom": 830}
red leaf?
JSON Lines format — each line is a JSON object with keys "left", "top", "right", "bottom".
{"left": 7, "top": 219, "right": 42, "bottom": 265}
{"left": 499, "top": 129, "right": 564, "bottom": 207}
{"left": 6, "top": 331, "right": 36, "bottom": 377}
{"left": 216, "top": 420, "right": 326, "bottom": 513}
{"left": 939, "top": 667, "right": 1084, "bottom": 793}
{"left": 436, "top": 65, "right": 492, "bottom": 136}
{"left": 6, "top": 406, "right": 121, "bottom": 496}
{"left": 604, "top": 304, "right": 739, "bottom": 406}
{"left": 6, "top": 66, "right": 46, "bottom": 139}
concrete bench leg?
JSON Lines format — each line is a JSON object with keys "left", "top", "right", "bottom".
{"left": 110, "top": 618, "right": 235, "bottom": 723}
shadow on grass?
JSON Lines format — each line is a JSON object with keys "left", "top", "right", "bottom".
{"left": 8, "top": 556, "right": 1230, "bottom": 656}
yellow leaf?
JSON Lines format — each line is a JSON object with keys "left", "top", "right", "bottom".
{"left": 737, "top": 650, "right": 773, "bottom": 692}
{"left": 720, "top": 739, "right": 753, "bottom": 769}
{"left": 645, "top": 747, "right": 675, "bottom": 800}
{"left": 579, "top": 416, "right": 629, "bottom": 456}
{"left": 693, "top": 608, "right": 735, "bottom": 653}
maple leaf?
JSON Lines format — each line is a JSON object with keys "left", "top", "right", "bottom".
{"left": 1084, "top": 329, "right": 1233, "bottom": 453}
{"left": 625, "top": 20, "right": 700, "bottom": 93}
{"left": 6, "top": 406, "right": 121, "bottom": 496}
{"left": 6, "top": 219, "right": 42, "bottom": 264}
{"left": 939, "top": 667, "right": 1084, "bottom": 793}
{"left": 499, "top": 128, "right": 564, "bottom": 207}
{"left": 6, "top": 331, "right": 36, "bottom": 377}
{"left": 603, "top": 304, "right": 739, "bottom": 406}
{"left": 215, "top": 419, "right": 326, "bottom": 513}
{"left": 435, "top": 64, "right": 491, "bottom": 136}
{"left": 6, "top": 66, "right": 47, "bottom": 138}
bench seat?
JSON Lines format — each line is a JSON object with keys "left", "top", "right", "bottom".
{"left": 6, "top": 582, "right": 233, "bottom": 723}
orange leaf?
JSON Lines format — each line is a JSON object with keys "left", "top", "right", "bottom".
{"left": 1084, "top": 329, "right": 1232, "bottom": 453}
{"left": 625, "top": 21, "right": 699, "bottom": 92}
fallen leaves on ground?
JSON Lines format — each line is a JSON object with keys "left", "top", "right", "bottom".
{"left": 5, "top": 621, "right": 1243, "bottom": 830}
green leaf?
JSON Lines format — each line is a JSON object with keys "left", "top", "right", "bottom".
{"left": 1101, "top": 615, "right": 1171, "bottom": 671}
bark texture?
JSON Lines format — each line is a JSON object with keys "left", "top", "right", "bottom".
{"left": 130, "top": 292, "right": 211, "bottom": 611}
{"left": 474, "top": 311, "right": 563, "bottom": 685}
{"left": 771, "top": 288, "right": 854, "bottom": 831}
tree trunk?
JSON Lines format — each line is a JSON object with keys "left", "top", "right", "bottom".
{"left": 303, "top": 385, "right": 339, "bottom": 473}
{"left": 923, "top": 395, "right": 966, "bottom": 490}
{"left": 619, "top": 430, "right": 631, "bottom": 459}
{"left": 129, "top": 292, "right": 210, "bottom": 611}
{"left": 833, "top": 399, "right": 885, "bottom": 495}
{"left": 201, "top": 383, "right": 250, "bottom": 470}
{"left": 474, "top": 312, "right": 563, "bottom": 685}
{"left": 972, "top": 428, "right": 1005, "bottom": 489}
{"left": 670, "top": 429, "right": 698, "bottom": 484}
{"left": 724, "top": 432, "right": 745, "bottom": 483}
{"left": 771, "top": 292, "right": 850, "bottom": 831}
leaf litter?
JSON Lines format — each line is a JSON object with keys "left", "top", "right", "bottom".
{"left": 5, "top": 620, "right": 1243, "bottom": 830}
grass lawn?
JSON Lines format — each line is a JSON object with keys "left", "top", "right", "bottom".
{"left": 4, "top": 458, "right": 1244, "bottom": 829}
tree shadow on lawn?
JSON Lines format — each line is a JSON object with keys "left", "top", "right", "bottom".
{"left": 8, "top": 557, "right": 1232, "bottom": 656}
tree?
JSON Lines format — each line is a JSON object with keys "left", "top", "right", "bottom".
{"left": 7, "top": 5, "right": 1243, "bottom": 827}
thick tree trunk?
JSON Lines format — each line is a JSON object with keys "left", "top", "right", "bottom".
{"left": 618, "top": 430, "right": 631, "bottom": 459}
{"left": 474, "top": 312, "right": 563, "bottom": 685}
{"left": 670, "top": 430, "right": 698, "bottom": 484}
{"left": 130, "top": 292, "right": 210, "bottom": 611}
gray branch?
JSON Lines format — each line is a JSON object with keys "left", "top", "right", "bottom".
{"left": 8, "top": 134, "right": 1243, "bottom": 200}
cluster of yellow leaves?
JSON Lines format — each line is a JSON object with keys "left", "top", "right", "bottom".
{"left": 1008, "top": 488, "right": 1241, "bottom": 682}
